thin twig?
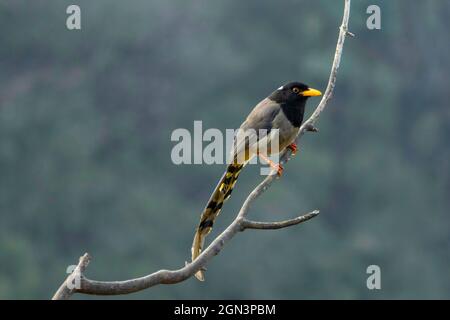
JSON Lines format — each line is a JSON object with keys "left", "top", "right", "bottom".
{"left": 241, "top": 210, "right": 320, "bottom": 230}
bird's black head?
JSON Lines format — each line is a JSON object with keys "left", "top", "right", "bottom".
{"left": 269, "top": 82, "right": 322, "bottom": 106}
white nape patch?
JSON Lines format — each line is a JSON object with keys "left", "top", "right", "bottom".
{"left": 277, "top": 86, "right": 284, "bottom": 90}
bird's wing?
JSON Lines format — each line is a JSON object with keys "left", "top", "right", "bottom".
{"left": 231, "top": 98, "right": 282, "bottom": 163}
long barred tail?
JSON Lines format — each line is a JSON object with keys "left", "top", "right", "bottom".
{"left": 191, "top": 163, "right": 244, "bottom": 281}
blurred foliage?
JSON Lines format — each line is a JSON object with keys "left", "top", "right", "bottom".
{"left": 0, "top": 0, "right": 449, "bottom": 299}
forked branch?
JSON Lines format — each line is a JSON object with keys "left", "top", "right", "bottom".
{"left": 52, "top": 0, "right": 352, "bottom": 300}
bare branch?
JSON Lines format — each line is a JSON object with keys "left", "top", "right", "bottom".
{"left": 52, "top": 207, "right": 316, "bottom": 299}
{"left": 52, "top": 253, "right": 91, "bottom": 300}
{"left": 302, "top": 1, "right": 352, "bottom": 129}
{"left": 51, "top": 0, "right": 352, "bottom": 300}
{"left": 241, "top": 210, "right": 320, "bottom": 230}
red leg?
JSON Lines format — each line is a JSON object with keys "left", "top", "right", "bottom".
{"left": 259, "top": 153, "right": 284, "bottom": 177}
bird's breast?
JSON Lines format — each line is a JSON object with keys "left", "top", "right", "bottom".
{"left": 268, "top": 113, "right": 300, "bottom": 154}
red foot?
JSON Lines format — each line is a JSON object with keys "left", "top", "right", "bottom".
{"left": 287, "top": 143, "right": 298, "bottom": 155}
{"left": 274, "top": 163, "right": 284, "bottom": 177}
{"left": 259, "top": 153, "right": 284, "bottom": 177}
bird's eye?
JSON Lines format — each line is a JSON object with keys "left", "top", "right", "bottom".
{"left": 292, "top": 87, "right": 300, "bottom": 94}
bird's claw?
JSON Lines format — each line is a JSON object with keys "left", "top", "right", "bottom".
{"left": 287, "top": 143, "right": 298, "bottom": 155}
{"left": 274, "top": 163, "right": 284, "bottom": 177}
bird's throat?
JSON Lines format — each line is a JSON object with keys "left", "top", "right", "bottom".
{"left": 280, "top": 102, "right": 306, "bottom": 127}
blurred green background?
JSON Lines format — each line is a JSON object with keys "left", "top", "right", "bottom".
{"left": 0, "top": 0, "right": 449, "bottom": 299}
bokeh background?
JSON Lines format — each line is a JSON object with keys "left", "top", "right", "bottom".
{"left": 1, "top": 0, "right": 449, "bottom": 299}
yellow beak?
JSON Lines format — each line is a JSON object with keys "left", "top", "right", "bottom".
{"left": 301, "top": 88, "right": 322, "bottom": 97}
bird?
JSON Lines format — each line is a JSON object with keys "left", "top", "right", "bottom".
{"left": 191, "top": 81, "right": 321, "bottom": 281}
